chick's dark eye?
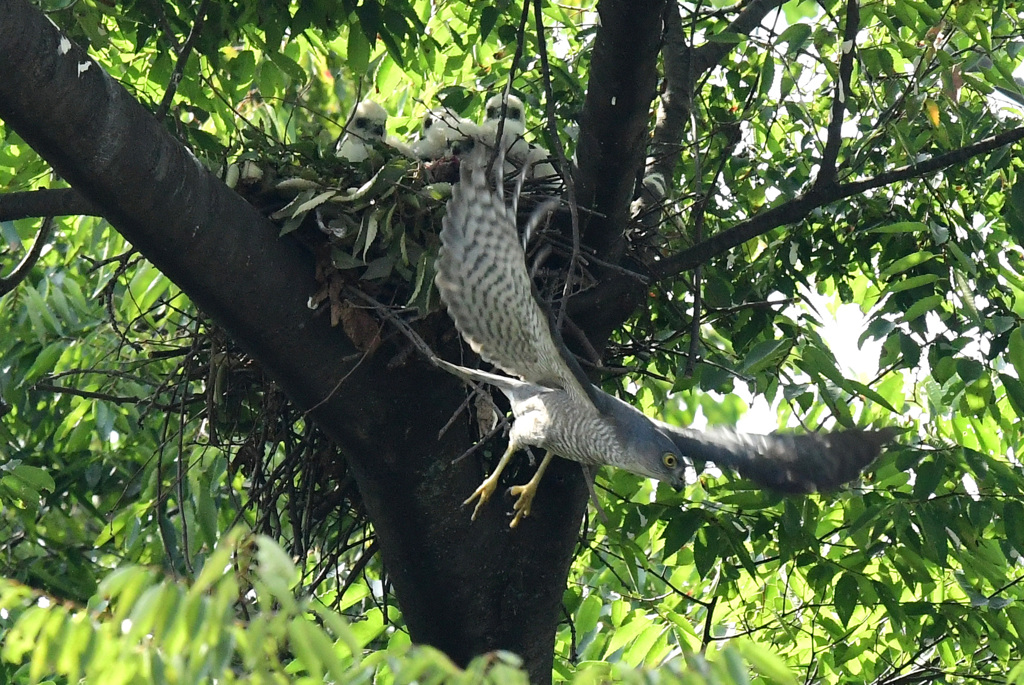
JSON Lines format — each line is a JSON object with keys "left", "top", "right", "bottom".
{"left": 355, "top": 117, "right": 369, "bottom": 128}
{"left": 487, "top": 106, "right": 499, "bottom": 119}
{"left": 662, "top": 453, "right": 677, "bottom": 468}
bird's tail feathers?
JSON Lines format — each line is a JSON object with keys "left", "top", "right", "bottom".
{"left": 435, "top": 359, "right": 540, "bottom": 405}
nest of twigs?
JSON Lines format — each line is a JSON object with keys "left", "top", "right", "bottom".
{"left": 205, "top": 140, "right": 571, "bottom": 599}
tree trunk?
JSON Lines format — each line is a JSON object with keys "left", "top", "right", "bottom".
{"left": 0, "top": 1, "right": 589, "bottom": 681}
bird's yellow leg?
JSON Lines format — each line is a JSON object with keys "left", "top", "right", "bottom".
{"left": 463, "top": 442, "right": 517, "bottom": 521}
{"left": 508, "top": 451, "right": 555, "bottom": 528}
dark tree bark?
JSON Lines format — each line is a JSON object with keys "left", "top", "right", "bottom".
{"left": 0, "top": 1, "right": 602, "bottom": 681}
{"left": 0, "top": 188, "right": 100, "bottom": 222}
{"left": 569, "top": 0, "right": 668, "bottom": 347}
{"left": 10, "top": 0, "right": 1004, "bottom": 678}
{"left": 0, "top": 0, "right": 682, "bottom": 676}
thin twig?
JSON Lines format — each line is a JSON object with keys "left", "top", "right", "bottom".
{"left": 0, "top": 216, "right": 54, "bottom": 295}
{"left": 336, "top": 540, "right": 379, "bottom": 605}
{"left": 487, "top": 0, "right": 532, "bottom": 176}
{"left": 815, "top": 0, "right": 860, "bottom": 187}
{"left": 533, "top": 0, "right": 582, "bottom": 330}
{"left": 155, "top": 0, "right": 211, "bottom": 120}
{"left": 342, "top": 287, "right": 514, "bottom": 465}
{"left": 333, "top": 82, "right": 365, "bottom": 150}
{"left": 32, "top": 382, "right": 200, "bottom": 410}
{"left": 700, "top": 595, "right": 719, "bottom": 654}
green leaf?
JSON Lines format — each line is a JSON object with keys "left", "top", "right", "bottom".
{"left": 902, "top": 294, "right": 944, "bottom": 323}
{"left": 603, "top": 613, "right": 648, "bottom": 657}
{"left": 331, "top": 249, "right": 367, "bottom": 270}
{"left": 735, "top": 640, "right": 799, "bottom": 685}
{"left": 778, "top": 23, "right": 812, "bottom": 53}
{"left": 880, "top": 251, "right": 936, "bottom": 279}
{"left": 1003, "top": 176, "right": 1024, "bottom": 245}
{"left": 845, "top": 379, "right": 898, "bottom": 412}
{"left": 798, "top": 345, "right": 846, "bottom": 386}
{"left": 693, "top": 529, "right": 718, "bottom": 579}
{"left": 347, "top": 27, "right": 371, "bottom": 74}
{"left": 999, "top": 499, "right": 1024, "bottom": 557}
{"left": 913, "top": 458, "right": 945, "bottom": 498}
{"left": 956, "top": 358, "right": 985, "bottom": 385}
{"left": 575, "top": 595, "right": 602, "bottom": 635}
{"left": 884, "top": 273, "right": 939, "bottom": 294}
{"left": 256, "top": 535, "right": 299, "bottom": 597}
{"left": 21, "top": 341, "right": 64, "bottom": 386}
{"left": 946, "top": 241, "right": 978, "bottom": 276}
{"left": 919, "top": 510, "right": 949, "bottom": 567}
{"left": 707, "top": 31, "right": 743, "bottom": 44}
{"left": 334, "top": 160, "right": 409, "bottom": 203}
{"left": 740, "top": 338, "right": 788, "bottom": 374}
{"left": 355, "top": 3, "right": 381, "bottom": 47}
{"left": 662, "top": 509, "right": 704, "bottom": 557}
{"left": 10, "top": 465, "right": 55, "bottom": 493}
{"left": 999, "top": 373, "right": 1024, "bottom": 418}
{"left": 834, "top": 573, "right": 859, "bottom": 626}
{"left": 479, "top": 6, "right": 499, "bottom": 41}
{"left": 266, "top": 51, "right": 307, "bottom": 86}
{"left": 1008, "top": 327, "right": 1024, "bottom": 377}
{"left": 291, "top": 189, "right": 337, "bottom": 216}
{"left": 869, "top": 221, "right": 927, "bottom": 234}
{"left": 361, "top": 255, "right": 394, "bottom": 281}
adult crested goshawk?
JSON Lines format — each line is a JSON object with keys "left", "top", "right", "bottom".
{"left": 434, "top": 146, "right": 898, "bottom": 528}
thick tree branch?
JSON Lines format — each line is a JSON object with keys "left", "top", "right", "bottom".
{"left": 0, "top": 187, "right": 102, "bottom": 221}
{"left": 567, "top": 0, "right": 666, "bottom": 345}
{"left": 652, "top": 126, "right": 1024, "bottom": 279}
{"left": 641, "top": 3, "right": 689, "bottom": 202}
{"left": 690, "top": 0, "right": 787, "bottom": 76}
{"left": 640, "top": 0, "right": 786, "bottom": 215}
{"left": 816, "top": 0, "right": 860, "bottom": 187}
{"left": 573, "top": 0, "right": 786, "bottom": 346}
{"left": 0, "top": 2, "right": 586, "bottom": 681}
{"left": 575, "top": 0, "right": 666, "bottom": 264}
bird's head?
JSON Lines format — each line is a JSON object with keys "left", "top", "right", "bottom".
{"left": 421, "top": 108, "right": 459, "bottom": 142}
{"left": 351, "top": 100, "right": 388, "bottom": 140}
{"left": 604, "top": 394, "right": 687, "bottom": 490}
{"left": 634, "top": 428, "right": 688, "bottom": 490}
{"left": 483, "top": 93, "right": 526, "bottom": 137}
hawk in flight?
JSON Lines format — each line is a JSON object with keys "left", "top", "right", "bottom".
{"left": 434, "top": 145, "right": 897, "bottom": 527}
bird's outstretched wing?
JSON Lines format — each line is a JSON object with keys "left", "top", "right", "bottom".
{"left": 435, "top": 146, "right": 594, "bottom": 408}
{"left": 652, "top": 421, "right": 901, "bottom": 493}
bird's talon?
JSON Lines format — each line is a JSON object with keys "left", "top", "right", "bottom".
{"left": 507, "top": 483, "right": 538, "bottom": 528}
{"left": 463, "top": 476, "right": 499, "bottom": 520}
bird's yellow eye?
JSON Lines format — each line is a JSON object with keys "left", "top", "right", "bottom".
{"left": 663, "top": 453, "right": 677, "bottom": 468}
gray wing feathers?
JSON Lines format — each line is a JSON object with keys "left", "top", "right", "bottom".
{"left": 435, "top": 150, "right": 593, "bottom": 406}
{"left": 654, "top": 422, "right": 900, "bottom": 493}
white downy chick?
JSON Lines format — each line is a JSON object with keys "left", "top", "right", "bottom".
{"left": 446, "top": 118, "right": 482, "bottom": 157}
{"left": 480, "top": 93, "right": 530, "bottom": 167}
{"left": 411, "top": 108, "right": 463, "bottom": 160}
{"left": 336, "top": 100, "right": 388, "bottom": 163}
{"left": 525, "top": 144, "right": 559, "bottom": 182}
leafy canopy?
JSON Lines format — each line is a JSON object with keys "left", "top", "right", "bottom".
{"left": 2, "top": 0, "right": 1024, "bottom": 683}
